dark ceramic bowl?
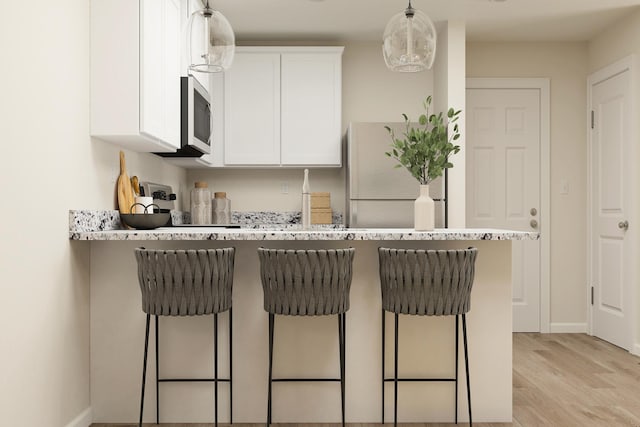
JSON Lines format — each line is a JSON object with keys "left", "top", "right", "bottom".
{"left": 120, "top": 213, "right": 171, "bottom": 230}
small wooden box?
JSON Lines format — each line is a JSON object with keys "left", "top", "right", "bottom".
{"left": 311, "top": 192, "right": 331, "bottom": 209}
{"left": 311, "top": 208, "right": 333, "bottom": 224}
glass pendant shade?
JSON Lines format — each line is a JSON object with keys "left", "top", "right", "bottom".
{"left": 383, "top": 3, "right": 436, "bottom": 72}
{"left": 187, "top": 3, "right": 235, "bottom": 73}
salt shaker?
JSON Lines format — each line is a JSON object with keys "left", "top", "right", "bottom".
{"left": 190, "top": 181, "right": 212, "bottom": 225}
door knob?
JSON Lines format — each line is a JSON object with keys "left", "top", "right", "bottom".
{"left": 530, "top": 208, "right": 538, "bottom": 216}
{"left": 530, "top": 219, "right": 538, "bottom": 229}
{"left": 618, "top": 220, "right": 629, "bottom": 230}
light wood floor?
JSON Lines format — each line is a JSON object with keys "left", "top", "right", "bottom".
{"left": 93, "top": 333, "right": 640, "bottom": 427}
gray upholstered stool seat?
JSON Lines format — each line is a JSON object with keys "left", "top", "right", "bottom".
{"left": 135, "top": 248, "right": 235, "bottom": 427}
{"left": 378, "top": 247, "right": 478, "bottom": 427}
{"left": 258, "top": 247, "right": 355, "bottom": 426}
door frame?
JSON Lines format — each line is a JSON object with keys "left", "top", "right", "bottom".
{"left": 466, "top": 78, "right": 551, "bottom": 333}
{"left": 587, "top": 55, "right": 638, "bottom": 354}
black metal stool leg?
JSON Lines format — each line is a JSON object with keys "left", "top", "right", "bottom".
{"left": 155, "top": 315, "right": 159, "bottom": 424}
{"left": 343, "top": 314, "right": 347, "bottom": 426}
{"left": 382, "top": 309, "right": 385, "bottom": 424}
{"left": 267, "top": 313, "right": 274, "bottom": 426}
{"left": 455, "top": 314, "right": 459, "bottom": 424}
{"left": 214, "top": 313, "right": 219, "bottom": 427}
{"left": 462, "top": 313, "right": 472, "bottom": 426}
{"left": 344, "top": 314, "right": 347, "bottom": 425}
{"left": 338, "top": 313, "right": 346, "bottom": 427}
{"left": 139, "top": 313, "right": 150, "bottom": 427}
{"left": 394, "top": 313, "right": 399, "bottom": 427}
{"left": 229, "top": 307, "right": 233, "bottom": 424}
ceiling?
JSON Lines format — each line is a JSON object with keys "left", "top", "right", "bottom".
{"left": 211, "top": 0, "right": 640, "bottom": 42}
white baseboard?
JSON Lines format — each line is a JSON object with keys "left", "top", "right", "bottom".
{"left": 632, "top": 343, "right": 640, "bottom": 357}
{"left": 549, "top": 322, "right": 588, "bottom": 333}
{"left": 64, "top": 407, "right": 92, "bottom": 427}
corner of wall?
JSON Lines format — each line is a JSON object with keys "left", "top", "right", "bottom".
{"left": 434, "top": 21, "right": 466, "bottom": 228}
{"left": 64, "top": 407, "right": 92, "bottom": 427}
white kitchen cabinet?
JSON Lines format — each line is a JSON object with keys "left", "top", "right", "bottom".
{"left": 281, "top": 52, "right": 342, "bottom": 166}
{"left": 224, "top": 52, "right": 281, "bottom": 165}
{"left": 223, "top": 47, "right": 343, "bottom": 167}
{"left": 91, "top": 0, "right": 181, "bottom": 152}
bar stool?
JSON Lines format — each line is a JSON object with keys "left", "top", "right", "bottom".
{"left": 378, "top": 247, "right": 478, "bottom": 426}
{"left": 134, "top": 248, "right": 235, "bottom": 427}
{"left": 257, "top": 247, "right": 355, "bottom": 427}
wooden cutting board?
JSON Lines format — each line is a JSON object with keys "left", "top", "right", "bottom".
{"left": 117, "top": 151, "right": 135, "bottom": 214}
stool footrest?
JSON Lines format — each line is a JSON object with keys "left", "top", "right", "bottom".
{"left": 272, "top": 378, "right": 341, "bottom": 382}
{"left": 158, "top": 378, "right": 230, "bottom": 383}
{"left": 384, "top": 377, "right": 456, "bottom": 382}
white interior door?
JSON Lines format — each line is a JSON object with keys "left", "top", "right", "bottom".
{"left": 589, "top": 60, "right": 636, "bottom": 351}
{"left": 466, "top": 87, "right": 542, "bottom": 332}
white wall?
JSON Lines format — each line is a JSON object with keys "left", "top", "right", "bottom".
{"left": 466, "top": 42, "right": 589, "bottom": 328}
{"left": 188, "top": 41, "right": 434, "bottom": 214}
{"left": 588, "top": 9, "right": 640, "bottom": 351}
{"left": 0, "top": 1, "right": 187, "bottom": 426}
{"left": 434, "top": 22, "right": 466, "bottom": 227}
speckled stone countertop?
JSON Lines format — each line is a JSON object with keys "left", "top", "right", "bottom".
{"left": 69, "top": 210, "right": 538, "bottom": 241}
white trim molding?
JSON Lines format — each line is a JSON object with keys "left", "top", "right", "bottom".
{"left": 64, "top": 407, "right": 92, "bottom": 427}
{"left": 633, "top": 343, "right": 640, "bottom": 357}
{"left": 466, "top": 77, "right": 551, "bottom": 334}
{"left": 550, "top": 323, "right": 588, "bottom": 333}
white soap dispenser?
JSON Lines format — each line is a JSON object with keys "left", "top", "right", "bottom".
{"left": 302, "top": 169, "right": 311, "bottom": 229}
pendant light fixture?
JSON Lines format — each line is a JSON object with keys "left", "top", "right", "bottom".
{"left": 187, "top": 0, "right": 235, "bottom": 73}
{"left": 382, "top": 0, "right": 436, "bottom": 72}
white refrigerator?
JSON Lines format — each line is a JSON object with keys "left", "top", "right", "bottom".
{"left": 346, "top": 122, "right": 446, "bottom": 228}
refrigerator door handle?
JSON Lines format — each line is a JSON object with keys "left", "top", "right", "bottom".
{"left": 351, "top": 203, "right": 357, "bottom": 227}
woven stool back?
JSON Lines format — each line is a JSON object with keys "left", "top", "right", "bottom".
{"left": 378, "top": 248, "right": 478, "bottom": 316}
{"left": 134, "top": 248, "right": 235, "bottom": 316}
{"left": 258, "top": 248, "right": 355, "bottom": 316}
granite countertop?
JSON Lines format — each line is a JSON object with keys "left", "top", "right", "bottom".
{"left": 69, "top": 210, "right": 539, "bottom": 241}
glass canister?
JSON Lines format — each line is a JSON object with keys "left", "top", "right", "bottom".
{"left": 213, "top": 192, "right": 231, "bottom": 224}
{"left": 190, "top": 181, "right": 212, "bottom": 224}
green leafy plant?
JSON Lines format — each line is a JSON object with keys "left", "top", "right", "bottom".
{"left": 385, "top": 96, "right": 461, "bottom": 185}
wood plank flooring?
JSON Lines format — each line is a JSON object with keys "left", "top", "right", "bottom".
{"left": 513, "top": 333, "right": 640, "bottom": 426}
{"left": 93, "top": 333, "right": 640, "bottom": 427}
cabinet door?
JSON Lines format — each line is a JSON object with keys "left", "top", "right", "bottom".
{"left": 224, "top": 53, "right": 281, "bottom": 165}
{"left": 163, "top": 0, "right": 181, "bottom": 148}
{"left": 140, "top": 0, "right": 180, "bottom": 150}
{"left": 281, "top": 53, "right": 342, "bottom": 166}
{"left": 139, "top": 0, "right": 164, "bottom": 141}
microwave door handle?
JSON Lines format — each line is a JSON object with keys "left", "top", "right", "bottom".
{"left": 206, "top": 103, "right": 212, "bottom": 144}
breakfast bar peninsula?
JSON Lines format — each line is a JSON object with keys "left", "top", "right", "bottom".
{"left": 70, "top": 213, "right": 538, "bottom": 424}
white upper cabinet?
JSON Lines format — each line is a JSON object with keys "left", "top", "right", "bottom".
{"left": 223, "top": 46, "right": 344, "bottom": 167}
{"left": 281, "top": 52, "right": 342, "bottom": 166}
{"left": 224, "top": 52, "right": 281, "bottom": 165}
{"left": 91, "top": 0, "right": 181, "bottom": 152}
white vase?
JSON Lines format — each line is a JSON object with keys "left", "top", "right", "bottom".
{"left": 414, "top": 184, "right": 435, "bottom": 231}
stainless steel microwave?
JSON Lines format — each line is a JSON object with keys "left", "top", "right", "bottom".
{"left": 157, "top": 75, "right": 211, "bottom": 157}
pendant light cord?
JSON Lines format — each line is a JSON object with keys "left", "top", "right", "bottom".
{"left": 203, "top": 0, "right": 212, "bottom": 17}
{"left": 405, "top": 0, "right": 415, "bottom": 18}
